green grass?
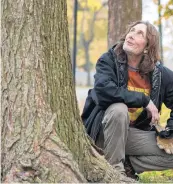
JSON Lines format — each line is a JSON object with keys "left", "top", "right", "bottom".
{"left": 139, "top": 170, "right": 173, "bottom": 183}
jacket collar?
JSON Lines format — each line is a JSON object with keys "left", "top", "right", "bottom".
{"left": 109, "top": 45, "right": 127, "bottom": 64}
{"left": 150, "top": 64, "right": 161, "bottom": 107}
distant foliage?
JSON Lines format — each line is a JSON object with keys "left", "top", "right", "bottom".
{"left": 153, "top": 0, "right": 173, "bottom": 19}
{"left": 162, "top": 0, "right": 173, "bottom": 19}
{"left": 67, "top": 0, "right": 108, "bottom": 67}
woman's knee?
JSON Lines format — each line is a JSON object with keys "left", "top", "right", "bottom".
{"left": 105, "top": 103, "right": 128, "bottom": 117}
{"left": 102, "top": 103, "right": 129, "bottom": 127}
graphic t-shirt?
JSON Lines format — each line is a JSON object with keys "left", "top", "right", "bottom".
{"left": 127, "top": 68, "right": 151, "bottom": 124}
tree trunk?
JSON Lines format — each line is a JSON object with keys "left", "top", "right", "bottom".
{"left": 1, "top": 0, "right": 135, "bottom": 183}
{"left": 108, "top": 0, "right": 142, "bottom": 47}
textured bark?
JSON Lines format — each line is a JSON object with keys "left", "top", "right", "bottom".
{"left": 1, "top": 0, "right": 135, "bottom": 183}
{"left": 108, "top": 0, "right": 142, "bottom": 47}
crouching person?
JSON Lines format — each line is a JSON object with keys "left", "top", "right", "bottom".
{"left": 81, "top": 20, "right": 173, "bottom": 179}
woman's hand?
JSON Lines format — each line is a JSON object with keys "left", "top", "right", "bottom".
{"left": 146, "top": 100, "right": 160, "bottom": 124}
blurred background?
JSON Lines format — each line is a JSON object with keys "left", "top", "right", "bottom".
{"left": 67, "top": 0, "right": 173, "bottom": 119}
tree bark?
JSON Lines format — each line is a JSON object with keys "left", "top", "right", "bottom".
{"left": 108, "top": 0, "right": 142, "bottom": 47}
{"left": 1, "top": 0, "right": 135, "bottom": 183}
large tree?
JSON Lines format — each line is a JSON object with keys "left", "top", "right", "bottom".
{"left": 108, "top": 0, "right": 142, "bottom": 47}
{"left": 1, "top": 0, "right": 134, "bottom": 183}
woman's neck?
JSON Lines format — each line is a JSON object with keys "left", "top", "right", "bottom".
{"left": 127, "top": 54, "right": 142, "bottom": 69}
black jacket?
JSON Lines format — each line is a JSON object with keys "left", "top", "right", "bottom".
{"left": 81, "top": 46, "right": 173, "bottom": 141}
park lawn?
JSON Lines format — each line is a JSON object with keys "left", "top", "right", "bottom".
{"left": 139, "top": 104, "right": 173, "bottom": 183}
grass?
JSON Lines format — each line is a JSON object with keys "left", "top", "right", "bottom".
{"left": 138, "top": 104, "right": 173, "bottom": 183}
{"left": 139, "top": 170, "right": 173, "bottom": 183}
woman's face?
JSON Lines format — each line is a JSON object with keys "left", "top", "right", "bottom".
{"left": 123, "top": 23, "right": 148, "bottom": 56}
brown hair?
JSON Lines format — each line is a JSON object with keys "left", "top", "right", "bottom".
{"left": 115, "top": 20, "right": 161, "bottom": 74}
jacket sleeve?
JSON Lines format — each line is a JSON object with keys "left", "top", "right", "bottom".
{"left": 164, "top": 82, "right": 173, "bottom": 129}
{"left": 94, "top": 58, "right": 150, "bottom": 108}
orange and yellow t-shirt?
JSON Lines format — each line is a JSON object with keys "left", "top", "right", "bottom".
{"left": 127, "top": 70, "right": 151, "bottom": 124}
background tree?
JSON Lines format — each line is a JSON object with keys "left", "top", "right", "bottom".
{"left": 108, "top": 0, "right": 142, "bottom": 47}
{"left": 80, "top": 0, "right": 107, "bottom": 86}
{"left": 1, "top": 0, "right": 134, "bottom": 183}
{"left": 67, "top": 0, "right": 108, "bottom": 80}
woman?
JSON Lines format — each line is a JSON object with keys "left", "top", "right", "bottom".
{"left": 82, "top": 21, "right": 173, "bottom": 178}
